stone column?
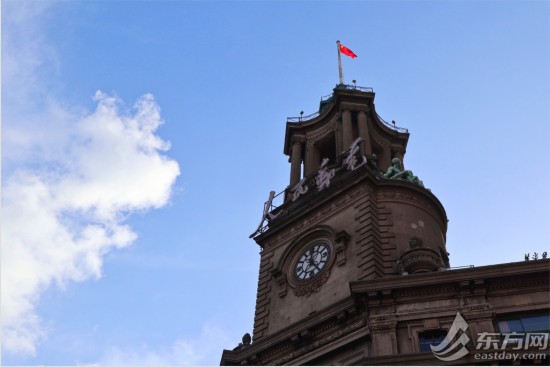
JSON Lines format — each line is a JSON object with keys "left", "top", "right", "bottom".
{"left": 342, "top": 110, "right": 353, "bottom": 150}
{"left": 381, "top": 146, "right": 391, "bottom": 171}
{"left": 460, "top": 282, "right": 495, "bottom": 342}
{"left": 336, "top": 117, "right": 344, "bottom": 155}
{"left": 392, "top": 145, "right": 405, "bottom": 168}
{"left": 289, "top": 140, "right": 303, "bottom": 186}
{"left": 368, "top": 314, "right": 398, "bottom": 356}
{"left": 304, "top": 140, "right": 320, "bottom": 176}
{"left": 357, "top": 111, "right": 372, "bottom": 156}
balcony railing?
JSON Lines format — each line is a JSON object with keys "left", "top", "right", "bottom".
{"left": 286, "top": 84, "right": 407, "bottom": 133}
{"left": 320, "top": 93, "right": 334, "bottom": 102}
{"left": 288, "top": 84, "right": 374, "bottom": 123}
{"left": 376, "top": 113, "right": 409, "bottom": 133}
{"left": 287, "top": 111, "right": 320, "bottom": 123}
{"left": 335, "top": 84, "right": 374, "bottom": 93}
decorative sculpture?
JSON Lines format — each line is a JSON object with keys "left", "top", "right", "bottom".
{"left": 242, "top": 333, "right": 251, "bottom": 346}
{"left": 233, "top": 332, "right": 252, "bottom": 351}
{"left": 409, "top": 237, "right": 423, "bottom": 249}
{"left": 250, "top": 191, "right": 281, "bottom": 238}
{"left": 383, "top": 158, "right": 424, "bottom": 188}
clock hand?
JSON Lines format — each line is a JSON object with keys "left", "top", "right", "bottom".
{"left": 303, "top": 251, "right": 313, "bottom": 271}
{"left": 311, "top": 250, "right": 321, "bottom": 264}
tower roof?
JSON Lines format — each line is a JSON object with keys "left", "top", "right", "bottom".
{"left": 283, "top": 84, "right": 409, "bottom": 157}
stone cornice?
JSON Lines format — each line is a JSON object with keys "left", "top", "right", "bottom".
{"left": 270, "top": 318, "right": 367, "bottom": 365}
{"left": 220, "top": 297, "right": 357, "bottom": 365}
{"left": 349, "top": 260, "right": 550, "bottom": 295}
{"left": 283, "top": 87, "right": 409, "bottom": 159}
{"left": 222, "top": 297, "right": 364, "bottom": 364}
{"left": 289, "top": 325, "right": 369, "bottom": 365}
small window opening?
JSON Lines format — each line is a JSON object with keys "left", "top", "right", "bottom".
{"left": 419, "top": 330, "right": 447, "bottom": 353}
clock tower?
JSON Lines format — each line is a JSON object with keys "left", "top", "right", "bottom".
{"left": 220, "top": 84, "right": 550, "bottom": 365}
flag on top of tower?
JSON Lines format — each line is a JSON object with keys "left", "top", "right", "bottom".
{"left": 339, "top": 43, "right": 357, "bottom": 58}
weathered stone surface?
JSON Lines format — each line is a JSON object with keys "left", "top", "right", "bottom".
{"left": 220, "top": 86, "right": 549, "bottom": 366}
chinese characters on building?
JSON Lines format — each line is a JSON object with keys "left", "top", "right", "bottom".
{"left": 315, "top": 158, "right": 335, "bottom": 191}
{"left": 343, "top": 137, "right": 367, "bottom": 171}
{"left": 252, "top": 139, "right": 369, "bottom": 236}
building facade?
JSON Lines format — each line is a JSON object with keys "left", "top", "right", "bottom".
{"left": 220, "top": 85, "right": 549, "bottom": 365}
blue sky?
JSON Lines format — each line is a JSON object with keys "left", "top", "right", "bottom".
{"left": 2, "top": 1, "right": 549, "bottom": 365}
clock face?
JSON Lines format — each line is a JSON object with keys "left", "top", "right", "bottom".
{"left": 294, "top": 242, "right": 331, "bottom": 281}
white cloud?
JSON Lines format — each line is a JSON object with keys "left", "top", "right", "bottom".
{"left": 2, "top": 92, "right": 180, "bottom": 356}
{"left": 1, "top": 1, "right": 181, "bottom": 357}
{"left": 92, "top": 321, "right": 235, "bottom": 366}
{"left": 2, "top": 1, "right": 59, "bottom": 103}
{"left": 2, "top": 0, "right": 68, "bottom": 170}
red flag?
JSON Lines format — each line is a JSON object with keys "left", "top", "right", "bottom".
{"left": 339, "top": 44, "right": 357, "bottom": 58}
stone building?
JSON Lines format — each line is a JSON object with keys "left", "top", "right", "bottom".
{"left": 220, "top": 85, "right": 549, "bottom": 365}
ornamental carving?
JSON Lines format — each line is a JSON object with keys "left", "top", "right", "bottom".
{"left": 488, "top": 277, "right": 549, "bottom": 291}
{"left": 335, "top": 231, "right": 350, "bottom": 266}
{"left": 294, "top": 270, "right": 331, "bottom": 297}
{"left": 274, "top": 227, "right": 340, "bottom": 298}
{"left": 368, "top": 314, "right": 397, "bottom": 332}
{"left": 335, "top": 243, "right": 346, "bottom": 266}
{"left": 466, "top": 303, "right": 490, "bottom": 312}
{"left": 399, "top": 245, "right": 441, "bottom": 274}
{"left": 277, "top": 274, "right": 288, "bottom": 298}
{"left": 409, "top": 237, "right": 423, "bottom": 249}
{"left": 394, "top": 285, "right": 458, "bottom": 299}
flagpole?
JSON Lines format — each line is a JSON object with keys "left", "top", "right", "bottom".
{"left": 336, "top": 40, "right": 344, "bottom": 85}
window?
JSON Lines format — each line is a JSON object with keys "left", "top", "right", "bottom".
{"left": 497, "top": 314, "right": 550, "bottom": 334}
{"left": 496, "top": 314, "right": 549, "bottom": 348}
{"left": 418, "top": 330, "right": 447, "bottom": 352}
